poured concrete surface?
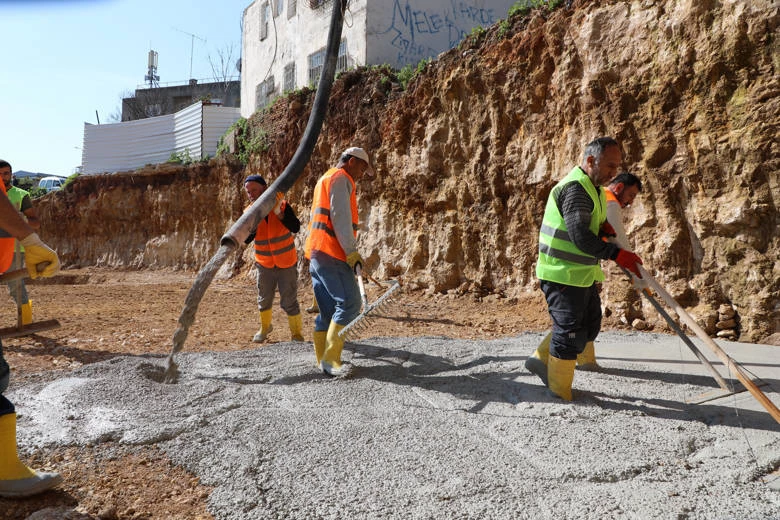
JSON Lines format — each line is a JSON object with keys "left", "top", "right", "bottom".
{"left": 11, "top": 332, "right": 780, "bottom": 519}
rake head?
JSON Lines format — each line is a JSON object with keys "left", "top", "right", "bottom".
{"left": 339, "top": 279, "right": 401, "bottom": 341}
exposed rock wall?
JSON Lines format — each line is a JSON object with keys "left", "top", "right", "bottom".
{"left": 36, "top": 0, "right": 778, "bottom": 342}
{"left": 37, "top": 160, "right": 249, "bottom": 272}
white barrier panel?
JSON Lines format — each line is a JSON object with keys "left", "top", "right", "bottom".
{"left": 81, "top": 101, "right": 241, "bottom": 175}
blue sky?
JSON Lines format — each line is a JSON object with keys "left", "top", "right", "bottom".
{"left": 0, "top": 0, "right": 250, "bottom": 176}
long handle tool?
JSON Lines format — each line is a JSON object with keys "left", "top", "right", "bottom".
{"left": 637, "top": 265, "right": 780, "bottom": 423}
{"left": 0, "top": 262, "right": 61, "bottom": 338}
{"left": 619, "top": 267, "right": 731, "bottom": 392}
{"left": 339, "top": 264, "right": 401, "bottom": 342}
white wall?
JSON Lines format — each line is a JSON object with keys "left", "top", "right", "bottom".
{"left": 241, "top": 0, "right": 520, "bottom": 118}
{"left": 366, "top": 0, "right": 519, "bottom": 68}
{"left": 241, "top": 0, "right": 369, "bottom": 118}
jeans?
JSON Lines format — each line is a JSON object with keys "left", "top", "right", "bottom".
{"left": 541, "top": 280, "right": 602, "bottom": 360}
{"left": 309, "top": 251, "right": 361, "bottom": 331}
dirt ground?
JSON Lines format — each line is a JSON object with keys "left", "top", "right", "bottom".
{"left": 0, "top": 267, "right": 622, "bottom": 519}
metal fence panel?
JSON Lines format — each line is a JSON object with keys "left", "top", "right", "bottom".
{"left": 82, "top": 101, "right": 240, "bottom": 175}
{"left": 202, "top": 105, "right": 242, "bottom": 157}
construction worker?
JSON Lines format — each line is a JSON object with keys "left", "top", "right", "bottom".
{"left": 0, "top": 160, "right": 40, "bottom": 325}
{"left": 570, "top": 171, "right": 645, "bottom": 370}
{"left": 604, "top": 172, "right": 642, "bottom": 251}
{"left": 304, "top": 147, "right": 374, "bottom": 377}
{"left": 0, "top": 185, "right": 61, "bottom": 497}
{"left": 243, "top": 174, "right": 304, "bottom": 343}
{"left": 528, "top": 137, "right": 643, "bottom": 400}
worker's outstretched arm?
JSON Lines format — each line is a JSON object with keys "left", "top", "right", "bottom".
{"left": 0, "top": 195, "right": 60, "bottom": 279}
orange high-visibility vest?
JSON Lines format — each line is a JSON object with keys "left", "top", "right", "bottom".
{"left": 304, "top": 167, "right": 358, "bottom": 261}
{"left": 605, "top": 188, "right": 619, "bottom": 205}
{"left": 0, "top": 182, "right": 16, "bottom": 273}
{"left": 253, "top": 209, "right": 298, "bottom": 269}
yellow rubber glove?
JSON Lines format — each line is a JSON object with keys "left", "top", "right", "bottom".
{"left": 20, "top": 233, "right": 60, "bottom": 279}
{"left": 345, "top": 251, "right": 363, "bottom": 273}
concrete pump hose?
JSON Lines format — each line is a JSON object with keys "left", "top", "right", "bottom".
{"left": 221, "top": 0, "right": 348, "bottom": 248}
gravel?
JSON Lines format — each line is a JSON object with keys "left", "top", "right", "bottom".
{"left": 11, "top": 332, "right": 780, "bottom": 520}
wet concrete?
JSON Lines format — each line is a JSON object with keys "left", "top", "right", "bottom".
{"left": 10, "top": 332, "right": 780, "bottom": 519}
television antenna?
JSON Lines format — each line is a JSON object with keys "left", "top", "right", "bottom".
{"left": 172, "top": 27, "right": 206, "bottom": 80}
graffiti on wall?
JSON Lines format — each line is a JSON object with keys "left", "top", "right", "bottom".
{"left": 379, "top": 0, "right": 498, "bottom": 65}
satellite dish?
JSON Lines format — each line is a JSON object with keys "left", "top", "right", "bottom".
{"left": 236, "top": 58, "right": 242, "bottom": 73}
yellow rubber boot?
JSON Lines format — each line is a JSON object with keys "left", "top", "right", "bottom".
{"left": 576, "top": 341, "right": 600, "bottom": 371}
{"left": 252, "top": 309, "right": 274, "bottom": 343}
{"left": 313, "top": 330, "right": 327, "bottom": 367}
{"left": 525, "top": 332, "right": 551, "bottom": 385}
{"left": 0, "top": 413, "right": 62, "bottom": 498}
{"left": 547, "top": 356, "right": 576, "bottom": 401}
{"left": 287, "top": 313, "right": 305, "bottom": 342}
{"left": 20, "top": 300, "right": 32, "bottom": 326}
{"left": 305, "top": 296, "right": 319, "bottom": 314}
{"left": 320, "top": 322, "right": 349, "bottom": 377}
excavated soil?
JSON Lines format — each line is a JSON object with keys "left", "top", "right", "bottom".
{"left": 0, "top": 267, "right": 556, "bottom": 519}
{"left": 4, "top": 0, "right": 779, "bottom": 517}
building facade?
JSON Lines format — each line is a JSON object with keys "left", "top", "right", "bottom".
{"left": 241, "top": 0, "right": 518, "bottom": 116}
{"left": 122, "top": 79, "right": 241, "bottom": 122}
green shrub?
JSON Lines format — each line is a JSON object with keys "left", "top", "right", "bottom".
{"left": 397, "top": 58, "right": 431, "bottom": 90}
{"left": 63, "top": 173, "right": 79, "bottom": 189}
{"left": 216, "top": 118, "right": 269, "bottom": 165}
{"left": 29, "top": 187, "right": 48, "bottom": 199}
{"left": 167, "top": 149, "right": 194, "bottom": 165}
{"left": 508, "top": 0, "right": 563, "bottom": 18}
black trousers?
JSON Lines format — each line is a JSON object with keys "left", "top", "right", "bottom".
{"left": 541, "top": 280, "right": 602, "bottom": 360}
{"left": 0, "top": 339, "right": 14, "bottom": 415}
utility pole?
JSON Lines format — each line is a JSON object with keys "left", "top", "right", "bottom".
{"left": 172, "top": 27, "right": 206, "bottom": 80}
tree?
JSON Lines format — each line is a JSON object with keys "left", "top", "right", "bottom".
{"left": 208, "top": 42, "right": 239, "bottom": 103}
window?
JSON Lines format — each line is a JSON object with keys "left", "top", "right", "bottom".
{"left": 283, "top": 62, "right": 296, "bottom": 93}
{"left": 273, "top": 0, "right": 283, "bottom": 17}
{"left": 255, "top": 76, "right": 276, "bottom": 109}
{"left": 307, "top": 39, "right": 347, "bottom": 86}
{"left": 336, "top": 39, "right": 347, "bottom": 73}
{"left": 307, "top": 49, "right": 324, "bottom": 86}
{"left": 260, "top": 1, "right": 269, "bottom": 40}
{"left": 308, "top": 0, "right": 326, "bottom": 8}
{"left": 287, "top": 0, "right": 296, "bottom": 18}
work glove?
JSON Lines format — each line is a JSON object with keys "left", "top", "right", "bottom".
{"left": 599, "top": 221, "right": 617, "bottom": 241}
{"left": 20, "top": 233, "right": 60, "bottom": 279}
{"left": 346, "top": 251, "right": 364, "bottom": 274}
{"left": 614, "top": 249, "right": 643, "bottom": 278}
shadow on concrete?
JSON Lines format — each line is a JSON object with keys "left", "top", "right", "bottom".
{"left": 584, "top": 390, "right": 780, "bottom": 432}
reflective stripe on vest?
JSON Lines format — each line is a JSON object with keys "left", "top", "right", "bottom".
{"left": 536, "top": 166, "right": 606, "bottom": 287}
{"left": 304, "top": 168, "right": 358, "bottom": 262}
{"left": 0, "top": 182, "right": 15, "bottom": 272}
{"left": 254, "top": 212, "right": 297, "bottom": 269}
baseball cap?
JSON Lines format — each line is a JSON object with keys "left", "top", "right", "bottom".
{"left": 342, "top": 146, "right": 375, "bottom": 176}
{"left": 244, "top": 174, "right": 267, "bottom": 185}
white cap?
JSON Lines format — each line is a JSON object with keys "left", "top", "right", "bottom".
{"left": 342, "top": 146, "right": 375, "bottom": 176}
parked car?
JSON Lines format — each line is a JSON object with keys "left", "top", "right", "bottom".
{"left": 38, "top": 176, "right": 65, "bottom": 192}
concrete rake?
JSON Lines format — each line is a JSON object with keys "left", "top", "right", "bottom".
{"left": 0, "top": 266, "right": 61, "bottom": 339}
{"left": 339, "top": 265, "right": 401, "bottom": 342}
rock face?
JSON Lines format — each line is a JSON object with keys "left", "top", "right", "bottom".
{"left": 36, "top": 0, "right": 778, "bottom": 342}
